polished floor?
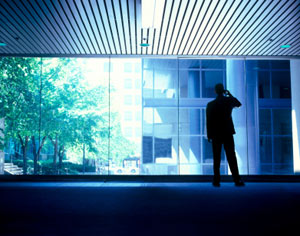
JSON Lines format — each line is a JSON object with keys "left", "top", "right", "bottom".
{"left": 0, "top": 182, "right": 299, "bottom": 236}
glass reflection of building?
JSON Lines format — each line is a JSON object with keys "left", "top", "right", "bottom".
{"left": 0, "top": 58, "right": 296, "bottom": 176}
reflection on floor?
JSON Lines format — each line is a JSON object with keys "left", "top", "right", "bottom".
{"left": 0, "top": 182, "right": 299, "bottom": 235}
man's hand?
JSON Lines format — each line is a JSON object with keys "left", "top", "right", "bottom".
{"left": 224, "top": 90, "right": 232, "bottom": 97}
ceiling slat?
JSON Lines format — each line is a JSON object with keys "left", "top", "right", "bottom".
{"left": 57, "top": 0, "right": 88, "bottom": 54}
{"left": 0, "top": 0, "right": 298, "bottom": 57}
{"left": 5, "top": 0, "right": 54, "bottom": 54}
{"left": 179, "top": 0, "right": 206, "bottom": 55}
{"left": 220, "top": 0, "right": 265, "bottom": 55}
{"left": 110, "top": 0, "right": 126, "bottom": 54}
{"left": 80, "top": 0, "right": 106, "bottom": 54}
{"left": 186, "top": 0, "right": 213, "bottom": 55}
{"left": 231, "top": 0, "right": 283, "bottom": 55}
{"left": 0, "top": 1, "right": 42, "bottom": 54}
{"left": 195, "top": 0, "right": 226, "bottom": 55}
{"left": 248, "top": 3, "right": 299, "bottom": 56}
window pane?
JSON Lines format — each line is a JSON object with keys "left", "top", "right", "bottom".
{"left": 179, "top": 71, "right": 200, "bottom": 98}
{"left": 143, "top": 70, "right": 153, "bottom": 98}
{"left": 246, "top": 60, "right": 270, "bottom": 70}
{"left": 124, "top": 95, "right": 133, "bottom": 105}
{"left": 273, "top": 109, "right": 291, "bottom": 135}
{"left": 202, "top": 71, "right": 223, "bottom": 98}
{"left": 154, "top": 108, "right": 178, "bottom": 137}
{"left": 270, "top": 60, "right": 290, "bottom": 70}
{"left": 179, "top": 109, "right": 201, "bottom": 135}
{"left": 154, "top": 70, "right": 178, "bottom": 98}
{"left": 179, "top": 136, "right": 201, "bottom": 174}
{"left": 259, "top": 137, "right": 272, "bottom": 163}
{"left": 202, "top": 60, "right": 224, "bottom": 69}
{"left": 179, "top": 59, "right": 200, "bottom": 69}
{"left": 273, "top": 137, "right": 293, "bottom": 165}
{"left": 259, "top": 109, "right": 271, "bottom": 135}
{"left": 143, "top": 108, "right": 153, "bottom": 135}
{"left": 124, "top": 78, "right": 132, "bottom": 89}
{"left": 271, "top": 71, "right": 291, "bottom": 98}
{"left": 143, "top": 59, "right": 178, "bottom": 70}
{"left": 258, "top": 71, "right": 270, "bottom": 98}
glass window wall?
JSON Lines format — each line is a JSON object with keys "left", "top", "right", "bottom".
{"left": 0, "top": 58, "right": 294, "bottom": 175}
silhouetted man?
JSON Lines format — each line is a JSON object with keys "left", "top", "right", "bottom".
{"left": 206, "top": 83, "right": 244, "bottom": 187}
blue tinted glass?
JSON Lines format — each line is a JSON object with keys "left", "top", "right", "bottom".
{"left": 259, "top": 137, "right": 272, "bottom": 163}
{"left": 179, "top": 109, "right": 200, "bottom": 135}
{"left": 202, "top": 60, "right": 224, "bottom": 69}
{"left": 143, "top": 59, "right": 178, "bottom": 69}
{"left": 154, "top": 70, "right": 178, "bottom": 98}
{"left": 258, "top": 71, "right": 270, "bottom": 98}
{"left": 179, "top": 136, "right": 201, "bottom": 163}
{"left": 273, "top": 109, "right": 292, "bottom": 135}
{"left": 202, "top": 71, "right": 223, "bottom": 97}
{"left": 179, "top": 59, "right": 200, "bottom": 69}
{"left": 274, "top": 137, "right": 293, "bottom": 165}
{"left": 246, "top": 60, "right": 270, "bottom": 70}
{"left": 259, "top": 109, "right": 271, "bottom": 135}
{"left": 180, "top": 71, "right": 200, "bottom": 98}
{"left": 271, "top": 71, "right": 291, "bottom": 98}
{"left": 270, "top": 60, "right": 290, "bottom": 70}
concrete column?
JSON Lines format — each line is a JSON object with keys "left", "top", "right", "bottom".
{"left": 226, "top": 60, "right": 248, "bottom": 174}
{"left": 291, "top": 60, "right": 300, "bottom": 173}
{"left": 0, "top": 118, "right": 4, "bottom": 174}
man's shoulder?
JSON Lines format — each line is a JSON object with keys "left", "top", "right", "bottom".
{"left": 207, "top": 99, "right": 216, "bottom": 106}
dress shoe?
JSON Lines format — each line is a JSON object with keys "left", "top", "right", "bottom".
{"left": 212, "top": 181, "right": 220, "bottom": 187}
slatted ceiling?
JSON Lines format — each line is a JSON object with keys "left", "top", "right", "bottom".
{"left": 195, "top": 0, "right": 224, "bottom": 55}
{"left": 179, "top": 0, "right": 204, "bottom": 55}
{"left": 242, "top": 1, "right": 291, "bottom": 56}
{"left": 232, "top": 0, "right": 283, "bottom": 56}
{"left": 175, "top": 0, "right": 198, "bottom": 55}
{"left": 0, "top": 1, "right": 37, "bottom": 54}
{"left": 0, "top": 0, "right": 299, "bottom": 57}
{"left": 198, "top": 0, "right": 229, "bottom": 55}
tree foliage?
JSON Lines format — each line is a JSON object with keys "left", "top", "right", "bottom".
{"left": 0, "top": 57, "right": 136, "bottom": 175}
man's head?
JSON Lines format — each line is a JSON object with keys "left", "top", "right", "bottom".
{"left": 215, "top": 83, "right": 224, "bottom": 95}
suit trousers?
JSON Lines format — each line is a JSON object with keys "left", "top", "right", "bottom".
{"left": 212, "top": 135, "right": 240, "bottom": 183}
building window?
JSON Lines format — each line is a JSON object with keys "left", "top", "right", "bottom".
{"left": 124, "top": 62, "right": 133, "bottom": 72}
{"left": 124, "top": 111, "right": 133, "bottom": 121}
{"left": 124, "top": 95, "right": 133, "bottom": 105}
{"left": 124, "top": 78, "right": 132, "bottom": 89}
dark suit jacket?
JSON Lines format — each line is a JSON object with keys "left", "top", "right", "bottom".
{"left": 206, "top": 95, "right": 241, "bottom": 139}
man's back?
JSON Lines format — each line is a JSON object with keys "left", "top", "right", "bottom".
{"left": 206, "top": 95, "right": 241, "bottom": 139}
